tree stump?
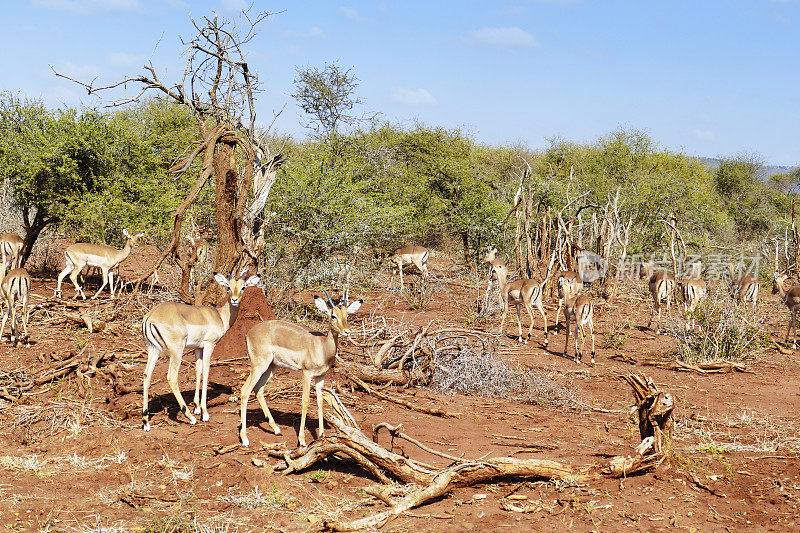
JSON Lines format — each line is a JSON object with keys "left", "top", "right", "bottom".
{"left": 606, "top": 372, "right": 675, "bottom": 477}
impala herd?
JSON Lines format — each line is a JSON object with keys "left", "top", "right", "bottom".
{"left": 1, "top": 229, "right": 799, "bottom": 447}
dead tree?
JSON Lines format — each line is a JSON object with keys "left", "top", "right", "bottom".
{"left": 52, "top": 9, "right": 286, "bottom": 304}
{"left": 607, "top": 372, "right": 675, "bottom": 477}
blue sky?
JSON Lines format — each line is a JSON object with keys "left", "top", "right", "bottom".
{"left": 3, "top": 0, "right": 798, "bottom": 165}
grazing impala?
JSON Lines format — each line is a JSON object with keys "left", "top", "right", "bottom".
{"left": 772, "top": 273, "right": 800, "bottom": 349}
{"left": 55, "top": 229, "right": 144, "bottom": 299}
{"left": 240, "top": 290, "right": 362, "bottom": 447}
{"left": 0, "top": 233, "right": 24, "bottom": 275}
{"left": 554, "top": 271, "right": 584, "bottom": 329}
{"left": 390, "top": 245, "right": 429, "bottom": 292}
{"left": 0, "top": 268, "right": 31, "bottom": 344}
{"left": 728, "top": 264, "right": 759, "bottom": 311}
{"left": 560, "top": 276, "right": 595, "bottom": 364}
{"left": 679, "top": 277, "right": 707, "bottom": 330}
{"left": 141, "top": 271, "right": 260, "bottom": 431}
{"left": 493, "top": 264, "right": 549, "bottom": 345}
{"left": 644, "top": 263, "right": 676, "bottom": 332}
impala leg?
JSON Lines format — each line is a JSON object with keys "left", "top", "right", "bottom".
{"left": 68, "top": 261, "right": 87, "bottom": 299}
{"left": 55, "top": 259, "right": 74, "bottom": 297}
{"left": 314, "top": 375, "right": 326, "bottom": 439}
{"left": 240, "top": 357, "right": 279, "bottom": 447}
{"left": 21, "top": 291, "right": 29, "bottom": 341}
{"left": 193, "top": 348, "right": 203, "bottom": 415}
{"left": 199, "top": 343, "right": 212, "bottom": 422}
{"left": 793, "top": 309, "right": 798, "bottom": 349}
{"left": 554, "top": 299, "right": 563, "bottom": 329}
{"left": 0, "top": 293, "right": 9, "bottom": 340}
{"left": 536, "top": 298, "right": 548, "bottom": 346}
{"left": 91, "top": 268, "right": 109, "bottom": 299}
{"left": 255, "top": 367, "right": 281, "bottom": 435}
{"left": 575, "top": 322, "right": 583, "bottom": 363}
{"left": 515, "top": 303, "right": 524, "bottom": 342}
{"left": 142, "top": 345, "right": 160, "bottom": 431}
{"left": 498, "top": 298, "right": 509, "bottom": 336}
{"left": 108, "top": 269, "right": 115, "bottom": 299}
{"left": 9, "top": 300, "right": 17, "bottom": 343}
{"left": 563, "top": 312, "right": 571, "bottom": 358}
{"left": 298, "top": 372, "right": 312, "bottom": 447}
{"left": 166, "top": 349, "right": 195, "bottom": 425}
{"left": 398, "top": 262, "right": 404, "bottom": 292}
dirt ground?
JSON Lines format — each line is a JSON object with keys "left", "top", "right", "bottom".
{"left": 1, "top": 252, "right": 799, "bottom": 532}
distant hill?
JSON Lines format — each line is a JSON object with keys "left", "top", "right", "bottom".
{"left": 696, "top": 156, "right": 798, "bottom": 180}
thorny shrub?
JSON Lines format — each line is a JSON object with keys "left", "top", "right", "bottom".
{"left": 667, "top": 286, "right": 768, "bottom": 363}
{"left": 431, "top": 347, "right": 580, "bottom": 408}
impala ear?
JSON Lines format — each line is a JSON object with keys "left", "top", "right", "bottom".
{"left": 245, "top": 275, "right": 260, "bottom": 287}
{"left": 136, "top": 232, "right": 145, "bottom": 238}
{"left": 346, "top": 299, "right": 362, "bottom": 314}
{"left": 122, "top": 229, "right": 130, "bottom": 238}
{"left": 214, "top": 272, "right": 230, "bottom": 288}
{"left": 314, "top": 295, "right": 331, "bottom": 315}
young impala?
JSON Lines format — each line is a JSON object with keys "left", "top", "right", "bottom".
{"left": 390, "top": 245, "right": 429, "bottom": 292}
{"left": 240, "top": 290, "right": 362, "bottom": 448}
{"left": 494, "top": 264, "right": 550, "bottom": 345}
{"left": 0, "top": 233, "right": 24, "bottom": 276}
{"left": 141, "top": 271, "right": 260, "bottom": 431}
{"left": 772, "top": 273, "right": 800, "bottom": 349}
{"left": 560, "top": 276, "right": 595, "bottom": 365}
{"left": 0, "top": 268, "right": 31, "bottom": 344}
{"left": 55, "top": 229, "right": 144, "bottom": 299}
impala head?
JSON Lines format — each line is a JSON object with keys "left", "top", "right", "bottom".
{"left": 214, "top": 271, "right": 260, "bottom": 306}
{"left": 488, "top": 263, "right": 507, "bottom": 282}
{"left": 482, "top": 246, "right": 498, "bottom": 264}
{"left": 773, "top": 272, "right": 789, "bottom": 295}
{"left": 314, "top": 289, "right": 362, "bottom": 338}
{"left": 122, "top": 229, "right": 145, "bottom": 248}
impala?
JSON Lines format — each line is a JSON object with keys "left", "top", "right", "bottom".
{"left": 554, "top": 271, "right": 584, "bottom": 329}
{"left": 772, "top": 273, "right": 800, "bottom": 349}
{"left": 494, "top": 264, "right": 549, "bottom": 345}
{"left": 390, "top": 245, "right": 429, "bottom": 292}
{"left": 0, "top": 233, "right": 24, "bottom": 275}
{"left": 560, "top": 276, "right": 595, "bottom": 364}
{"left": 0, "top": 268, "right": 31, "bottom": 344}
{"left": 141, "top": 271, "right": 260, "bottom": 431}
{"left": 728, "top": 264, "right": 759, "bottom": 311}
{"left": 679, "top": 277, "right": 707, "bottom": 330}
{"left": 482, "top": 246, "right": 506, "bottom": 308}
{"left": 644, "top": 263, "right": 676, "bottom": 332}
{"left": 55, "top": 229, "right": 144, "bottom": 299}
{"left": 240, "top": 290, "right": 362, "bottom": 447}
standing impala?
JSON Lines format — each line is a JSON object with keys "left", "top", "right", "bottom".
{"left": 728, "top": 264, "right": 759, "bottom": 311}
{"left": 644, "top": 263, "right": 676, "bottom": 332}
{"left": 679, "top": 277, "right": 707, "bottom": 330}
{"left": 0, "top": 268, "right": 31, "bottom": 344}
{"left": 55, "top": 229, "right": 144, "bottom": 299}
{"left": 494, "top": 263, "right": 550, "bottom": 345}
{"left": 240, "top": 290, "right": 362, "bottom": 447}
{"left": 0, "top": 233, "right": 24, "bottom": 275}
{"left": 772, "top": 273, "right": 800, "bottom": 349}
{"left": 554, "top": 271, "right": 584, "bottom": 329}
{"left": 560, "top": 276, "right": 595, "bottom": 364}
{"left": 390, "top": 245, "right": 429, "bottom": 292}
{"left": 141, "top": 271, "right": 260, "bottom": 431}
{"left": 482, "top": 246, "right": 506, "bottom": 308}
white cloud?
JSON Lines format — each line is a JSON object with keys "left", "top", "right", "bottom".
{"left": 391, "top": 88, "right": 437, "bottom": 106}
{"left": 58, "top": 61, "right": 104, "bottom": 80}
{"left": 692, "top": 129, "right": 715, "bottom": 141}
{"left": 32, "top": 0, "right": 144, "bottom": 14}
{"left": 283, "top": 26, "right": 326, "bottom": 39}
{"left": 340, "top": 6, "right": 364, "bottom": 22}
{"left": 108, "top": 52, "right": 143, "bottom": 67}
{"left": 219, "top": 0, "right": 247, "bottom": 13}
{"left": 471, "top": 27, "right": 538, "bottom": 49}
